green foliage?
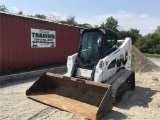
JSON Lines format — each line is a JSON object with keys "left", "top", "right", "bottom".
{"left": 94, "top": 25, "right": 99, "bottom": 28}
{"left": 66, "top": 15, "right": 77, "bottom": 26}
{"left": 117, "top": 30, "right": 129, "bottom": 39}
{"left": 143, "top": 53, "right": 160, "bottom": 58}
{"left": 18, "top": 11, "right": 23, "bottom": 15}
{"left": 59, "top": 20, "right": 68, "bottom": 24}
{"left": 99, "top": 16, "right": 140, "bottom": 45}
{"left": 77, "top": 23, "right": 92, "bottom": 28}
{"left": 135, "top": 28, "right": 160, "bottom": 54}
{"left": 127, "top": 29, "right": 140, "bottom": 44}
{"left": 156, "top": 44, "right": 160, "bottom": 54}
{"left": 34, "top": 14, "right": 46, "bottom": 19}
{"left": 100, "top": 16, "right": 118, "bottom": 32}
{"left": 60, "top": 16, "right": 92, "bottom": 28}
{"left": 0, "top": 5, "right": 8, "bottom": 12}
{"left": 155, "top": 26, "right": 160, "bottom": 35}
{"left": 117, "top": 28, "right": 140, "bottom": 44}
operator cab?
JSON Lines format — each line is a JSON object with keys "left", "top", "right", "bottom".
{"left": 71, "top": 27, "right": 118, "bottom": 79}
{"left": 77, "top": 27, "right": 118, "bottom": 70}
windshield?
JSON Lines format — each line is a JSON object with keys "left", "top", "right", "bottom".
{"left": 78, "top": 31, "right": 103, "bottom": 67}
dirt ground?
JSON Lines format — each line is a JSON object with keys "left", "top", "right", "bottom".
{"left": 148, "top": 58, "right": 160, "bottom": 67}
{"left": 1, "top": 68, "right": 160, "bottom": 120}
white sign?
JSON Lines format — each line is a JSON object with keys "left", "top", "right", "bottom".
{"left": 31, "top": 28, "right": 56, "bottom": 48}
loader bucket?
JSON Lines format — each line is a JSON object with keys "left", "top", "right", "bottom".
{"left": 26, "top": 72, "right": 113, "bottom": 120}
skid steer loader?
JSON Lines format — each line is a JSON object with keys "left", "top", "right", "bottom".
{"left": 26, "top": 27, "right": 135, "bottom": 120}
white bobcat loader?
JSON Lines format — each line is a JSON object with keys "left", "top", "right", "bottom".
{"left": 26, "top": 27, "right": 135, "bottom": 120}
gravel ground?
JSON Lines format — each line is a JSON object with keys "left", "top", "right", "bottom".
{"left": 1, "top": 71, "right": 160, "bottom": 120}
{"left": 0, "top": 73, "right": 86, "bottom": 120}
{"left": 148, "top": 58, "right": 160, "bottom": 67}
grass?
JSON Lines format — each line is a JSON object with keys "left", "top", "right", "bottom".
{"left": 143, "top": 53, "right": 160, "bottom": 58}
{"left": 0, "top": 63, "right": 66, "bottom": 76}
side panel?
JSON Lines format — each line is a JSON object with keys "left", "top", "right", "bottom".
{"left": 94, "top": 38, "right": 132, "bottom": 82}
{"left": 66, "top": 53, "right": 77, "bottom": 76}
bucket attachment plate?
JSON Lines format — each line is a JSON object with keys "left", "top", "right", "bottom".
{"left": 26, "top": 72, "right": 113, "bottom": 120}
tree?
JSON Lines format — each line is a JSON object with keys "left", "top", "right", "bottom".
{"left": 118, "top": 28, "right": 140, "bottom": 44}
{"left": 117, "top": 30, "right": 129, "bottom": 39}
{"left": 155, "top": 26, "right": 160, "bottom": 35}
{"left": 128, "top": 29, "right": 140, "bottom": 44}
{"left": 156, "top": 44, "right": 160, "bottom": 54}
{"left": 18, "top": 11, "right": 23, "bottom": 15}
{"left": 135, "top": 29, "right": 160, "bottom": 54}
{"left": 34, "top": 14, "right": 46, "bottom": 19}
{"left": 100, "top": 22, "right": 105, "bottom": 27}
{"left": 94, "top": 25, "right": 99, "bottom": 28}
{"left": 82, "top": 23, "right": 92, "bottom": 28}
{"left": 77, "top": 23, "right": 92, "bottom": 28}
{"left": 59, "top": 20, "right": 68, "bottom": 24}
{"left": 135, "top": 36, "right": 150, "bottom": 53}
{"left": 100, "top": 16, "right": 118, "bottom": 32}
{"left": 66, "top": 15, "right": 77, "bottom": 26}
{"left": 0, "top": 5, "right": 8, "bottom": 12}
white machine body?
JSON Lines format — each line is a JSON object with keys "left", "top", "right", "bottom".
{"left": 67, "top": 37, "right": 132, "bottom": 83}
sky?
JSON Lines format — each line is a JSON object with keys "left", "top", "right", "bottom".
{"left": 1, "top": 0, "right": 160, "bottom": 35}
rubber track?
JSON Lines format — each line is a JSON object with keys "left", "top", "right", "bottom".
{"left": 105, "top": 69, "right": 134, "bottom": 100}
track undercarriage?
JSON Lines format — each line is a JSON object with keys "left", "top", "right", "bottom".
{"left": 105, "top": 69, "right": 135, "bottom": 103}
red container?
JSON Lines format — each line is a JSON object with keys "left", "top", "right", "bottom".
{"left": 0, "top": 12, "right": 80, "bottom": 72}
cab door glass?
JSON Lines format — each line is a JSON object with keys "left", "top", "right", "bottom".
{"left": 104, "top": 36, "right": 117, "bottom": 56}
